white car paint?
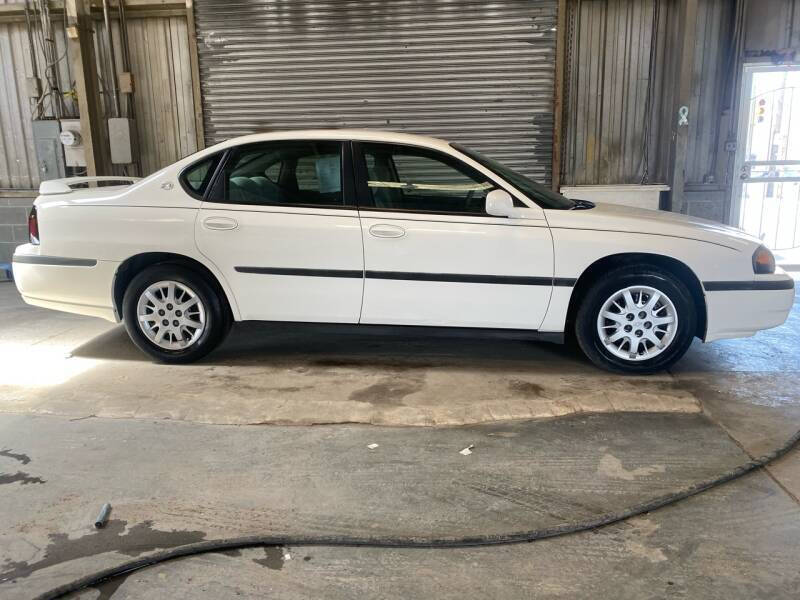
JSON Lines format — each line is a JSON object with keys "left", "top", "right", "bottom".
{"left": 359, "top": 211, "right": 553, "bottom": 329}
{"left": 11, "top": 129, "right": 795, "bottom": 351}
{"left": 196, "top": 204, "right": 364, "bottom": 323}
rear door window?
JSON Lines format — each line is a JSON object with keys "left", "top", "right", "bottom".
{"left": 207, "top": 141, "right": 344, "bottom": 207}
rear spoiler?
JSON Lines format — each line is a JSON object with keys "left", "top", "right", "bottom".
{"left": 39, "top": 176, "right": 141, "bottom": 196}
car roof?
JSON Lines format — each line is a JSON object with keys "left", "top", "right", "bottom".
{"left": 207, "top": 129, "right": 453, "bottom": 153}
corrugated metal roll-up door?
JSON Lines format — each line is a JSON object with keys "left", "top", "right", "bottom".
{"left": 193, "top": 0, "right": 558, "bottom": 184}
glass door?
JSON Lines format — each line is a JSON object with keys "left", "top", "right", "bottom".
{"left": 732, "top": 65, "right": 800, "bottom": 251}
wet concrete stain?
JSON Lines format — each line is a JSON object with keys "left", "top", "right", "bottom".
{"left": 670, "top": 377, "right": 741, "bottom": 405}
{"left": 215, "top": 549, "right": 243, "bottom": 557}
{"left": 0, "top": 519, "right": 206, "bottom": 583}
{"left": 311, "top": 358, "right": 363, "bottom": 368}
{"left": 0, "top": 449, "right": 31, "bottom": 465}
{"left": 507, "top": 379, "right": 545, "bottom": 397}
{"left": 204, "top": 373, "right": 312, "bottom": 395}
{"left": 311, "top": 357, "right": 435, "bottom": 371}
{"left": 349, "top": 376, "right": 425, "bottom": 406}
{"left": 252, "top": 546, "right": 284, "bottom": 570}
{"left": 92, "top": 574, "right": 130, "bottom": 600}
{"left": 0, "top": 471, "right": 45, "bottom": 486}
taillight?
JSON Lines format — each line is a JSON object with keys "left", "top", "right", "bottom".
{"left": 752, "top": 245, "right": 775, "bottom": 274}
{"left": 28, "top": 206, "right": 40, "bottom": 245}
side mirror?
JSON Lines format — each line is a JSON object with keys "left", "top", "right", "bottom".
{"left": 485, "top": 189, "right": 515, "bottom": 217}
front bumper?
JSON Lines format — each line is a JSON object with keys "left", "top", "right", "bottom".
{"left": 704, "top": 274, "right": 795, "bottom": 342}
{"left": 12, "top": 244, "right": 119, "bottom": 322}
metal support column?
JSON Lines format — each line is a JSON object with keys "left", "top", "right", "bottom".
{"left": 185, "top": 0, "right": 205, "bottom": 151}
{"left": 667, "top": 0, "right": 698, "bottom": 214}
{"left": 65, "top": 0, "right": 108, "bottom": 176}
{"left": 551, "top": 0, "right": 567, "bottom": 192}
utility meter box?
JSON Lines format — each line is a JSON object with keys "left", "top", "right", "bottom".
{"left": 32, "top": 119, "right": 67, "bottom": 181}
{"left": 108, "top": 117, "right": 136, "bottom": 164}
{"left": 59, "top": 119, "right": 86, "bottom": 167}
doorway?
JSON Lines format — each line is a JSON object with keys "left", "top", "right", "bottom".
{"left": 732, "top": 64, "right": 800, "bottom": 251}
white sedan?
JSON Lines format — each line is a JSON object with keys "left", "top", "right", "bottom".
{"left": 11, "top": 130, "right": 795, "bottom": 373}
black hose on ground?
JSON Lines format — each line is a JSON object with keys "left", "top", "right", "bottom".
{"left": 36, "top": 428, "right": 800, "bottom": 600}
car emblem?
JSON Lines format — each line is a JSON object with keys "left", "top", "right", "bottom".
{"left": 161, "top": 182, "right": 174, "bottom": 190}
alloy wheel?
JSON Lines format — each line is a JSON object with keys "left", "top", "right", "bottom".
{"left": 596, "top": 285, "right": 678, "bottom": 361}
{"left": 136, "top": 280, "right": 207, "bottom": 350}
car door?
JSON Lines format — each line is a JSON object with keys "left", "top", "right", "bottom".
{"left": 353, "top": 141, "right": 554, "bottom": 330}
{"left": 193, "top": 139, "right": 364, "bottom": 323}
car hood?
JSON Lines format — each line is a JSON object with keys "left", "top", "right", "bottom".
{"left": 545, "top": 202, "right": 761, "bottom": 252}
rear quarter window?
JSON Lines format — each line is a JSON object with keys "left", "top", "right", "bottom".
{"left": 180, "top": 153, "right": 222, "bottom": 199}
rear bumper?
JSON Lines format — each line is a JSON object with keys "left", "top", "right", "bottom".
{"left": 704, "top": 275, "right": 795, "bottom": 342}
{"left": 12, "top": 244, "right": 118, "bottom": 321}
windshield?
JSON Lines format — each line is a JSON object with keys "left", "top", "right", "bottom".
{"left": 451, "top": 143, "right": 576, "bottom": 210}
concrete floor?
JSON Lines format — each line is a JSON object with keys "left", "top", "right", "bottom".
{"left": 1, "top": 278, "right": 799, "bottom": 599}
{"left": 0, "top": 284, "right": 699, "bottom": 426}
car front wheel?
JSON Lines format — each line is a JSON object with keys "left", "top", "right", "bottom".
{"left": 122, "top": 264, "right": 230, "bottom": 363}
{"left": 575, "top": 266, "right": 697, "bottom": 374}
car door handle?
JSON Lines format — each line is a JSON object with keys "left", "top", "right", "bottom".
{"left": 369, "top": 224, "right": 405, "bottom": 238}
{"left": 203, "top": 216, "right": 238, "bottom": 231}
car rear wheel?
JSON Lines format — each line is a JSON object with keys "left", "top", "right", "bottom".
{"left": 575, "top": 266, "right": 696, "bottom": 374}
{"left": 122, "top": 264, "right": 230, "bottom": 363}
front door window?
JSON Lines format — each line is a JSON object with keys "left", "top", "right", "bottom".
{"left": 359, "top": 142, "right": 493, "bottom": 214}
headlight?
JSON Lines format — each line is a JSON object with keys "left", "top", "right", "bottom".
{"left": 752, "top": 245, "right": 775, "bottom": 274}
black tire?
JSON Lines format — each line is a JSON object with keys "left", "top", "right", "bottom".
{"left": 575, "top": 266, "right": 696, "bottom": 374}
{"left": 122, "top": 264, "right": 231, "bottom": 363}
